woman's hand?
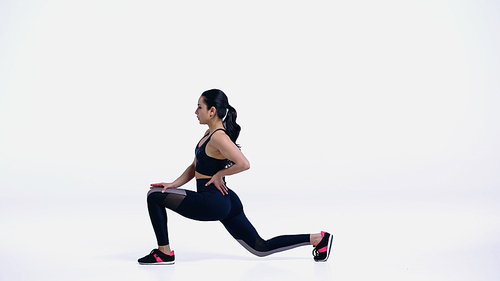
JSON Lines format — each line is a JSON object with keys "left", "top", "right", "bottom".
{"left": 150, "top": 182, "right": 176, "bottom": 193}
{"left": 205, "top": 174, "right": 228, "bottom": 195}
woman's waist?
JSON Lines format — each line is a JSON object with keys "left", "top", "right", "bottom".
{"left": 195, "top": 171, "right": 226, "bottom": 180}
{"left": 195, "top": 177, "right": 226, "bottom": 190}
{"left": 195, "top": 177, "right": 226, "bottom": 184}
{"left": 195, "top": 171, "right": 212, "bottom": 179}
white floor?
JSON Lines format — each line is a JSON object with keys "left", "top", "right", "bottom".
{"left": 1, "top": 183, "right": 499, "bottom": 281}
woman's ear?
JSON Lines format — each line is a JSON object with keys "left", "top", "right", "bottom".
{"left": 209, "top": 106, "right": 217, "bottom": 118}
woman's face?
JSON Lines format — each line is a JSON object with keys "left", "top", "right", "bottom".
{"left": 195, "top": 96, "right": 213, "bottom": 124}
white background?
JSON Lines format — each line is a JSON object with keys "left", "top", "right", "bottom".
{"left": 1, "top": 0, "right": 499, "bottom": 280}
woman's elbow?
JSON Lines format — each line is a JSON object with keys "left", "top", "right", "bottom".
{"left": 242, "top": 160, "right": 250, "bottom": 171}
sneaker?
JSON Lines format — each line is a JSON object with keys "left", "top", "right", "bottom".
{"left": 312, "top": 231, "right": 333, "bottom": 262}
{"left": 138, "top": 249, "right": 175, "bottom": 265}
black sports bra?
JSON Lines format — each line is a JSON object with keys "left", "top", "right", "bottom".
{"left": 195, "top": 128, "right": 228, "bottom": 176}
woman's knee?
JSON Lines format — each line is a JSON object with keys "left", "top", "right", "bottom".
{"left": 147, "top": 187, "right": 164, "bottom": 199}
{"left": 147, "top": 190, "right": 164, "bottom": 205}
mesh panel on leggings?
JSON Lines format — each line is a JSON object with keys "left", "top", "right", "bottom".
{"left": 147, "top": 187, "right": 187, "bottom": 211}
{"left": 163, "top": 193, "right": 186, "bottom": 210}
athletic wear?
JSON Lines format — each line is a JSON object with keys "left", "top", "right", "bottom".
{"left": 312, "top": 231, "right": 333, "bottom": 262}
{"left": 146, "top": 179, "right": 311, "bottom": 257}
{"left": 138, "top": 249, "right": 175, "bottom": 265}
{"left": 195, "top": 128, "right": 228, "bottom": 176}
{"left": 144, "top": 129, "right": 314, "bottom": 260}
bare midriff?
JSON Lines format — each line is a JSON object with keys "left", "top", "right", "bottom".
{"left": 195, "top": 171, "right": 212, "bottom": 179}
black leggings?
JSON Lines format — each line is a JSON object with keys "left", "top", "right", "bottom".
{"left": 146, "top": 179, "right": 310, "bottom": 257}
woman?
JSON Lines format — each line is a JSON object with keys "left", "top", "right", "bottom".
{"left": 138, "top": 89, "right": 333, "bottom": 265}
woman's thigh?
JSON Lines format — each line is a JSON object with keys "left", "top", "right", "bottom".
{"left": 148, "top": 187, "right": 232, "bottom": 221}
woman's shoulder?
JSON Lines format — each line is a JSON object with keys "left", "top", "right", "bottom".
{"left": 211, "top": 129, "right": 230, "bottom": 142}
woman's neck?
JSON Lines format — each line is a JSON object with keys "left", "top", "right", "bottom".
{"left": 207, "top": 120, "right": 224, "bottom": 133}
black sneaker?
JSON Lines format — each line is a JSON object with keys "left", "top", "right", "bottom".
{"left": 138, "top": 249, "right": 175, "bottom": 265}
{"left": 312, "top": 231, "right": 333, "bottom": 262}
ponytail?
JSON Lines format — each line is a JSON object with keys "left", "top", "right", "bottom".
{"left": 223, "top": 105, "right": 241, "bottom": 148}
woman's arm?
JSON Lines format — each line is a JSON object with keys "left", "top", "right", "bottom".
{"left": 150, "top": 157, "right": 196, "bottom": 193}
{"left": 205, "top": 131, "right": 250, "bottom": 194}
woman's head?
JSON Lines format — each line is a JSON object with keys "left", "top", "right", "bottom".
{"left": 198, "top": 89, "right": 241, "bottom": 145}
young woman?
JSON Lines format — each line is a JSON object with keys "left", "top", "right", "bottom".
{"left": 138, "top": 89, "right": 333, "bottom": 265}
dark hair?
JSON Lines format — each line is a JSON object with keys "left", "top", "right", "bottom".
{"left": 201, "top": 89, "right": 241, "bottom": 146}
